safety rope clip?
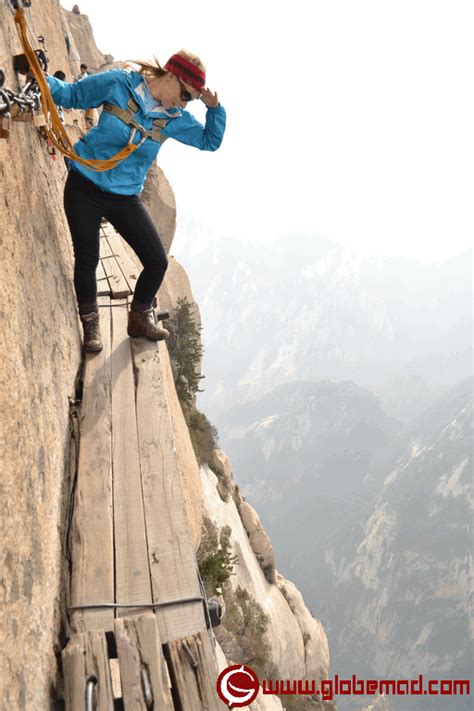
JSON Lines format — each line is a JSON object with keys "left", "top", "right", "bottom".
{"left": 0, "top": 87, "right": 12, "bottom": 138}
{"left": 0, "top": 88, "right": 11, "bottom": 114}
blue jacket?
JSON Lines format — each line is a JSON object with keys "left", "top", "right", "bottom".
{"left": 47, "top": 69, "right": 226, "bottom": 195}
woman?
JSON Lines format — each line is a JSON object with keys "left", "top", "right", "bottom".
{"left": 47, "top": 50, "right": 226, "bottom": 352}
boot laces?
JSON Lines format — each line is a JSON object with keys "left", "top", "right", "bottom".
{"left": 143, "top": 308, "right": 156, "bottom": 325}
{"left": 82, "top": 313, "right": 100, "bottom": 340}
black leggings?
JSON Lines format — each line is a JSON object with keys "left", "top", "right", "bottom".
{"left": 63, "top": 169, "right": 168, "bottom": 310}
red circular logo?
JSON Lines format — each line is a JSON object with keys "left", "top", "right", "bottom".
{"left": 216, "top": 664, "right": 259, "bottom": 707}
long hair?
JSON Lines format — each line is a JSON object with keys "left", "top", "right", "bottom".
{"left": 124, "top": 57, "right": 167, "bottom": 79}
{"left": 126, "top": 50, "right": 206, "bottom": 79}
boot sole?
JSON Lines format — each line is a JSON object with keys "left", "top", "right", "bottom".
{"left": 84, "top": 343, "right": 103, "bottom": 353}
{"left": 127, "top": 329, "right": 168, "bottom": 341}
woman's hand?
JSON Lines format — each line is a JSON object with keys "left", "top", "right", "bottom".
{"left": 201, "top": 88, "right": 219, "bottom": 107}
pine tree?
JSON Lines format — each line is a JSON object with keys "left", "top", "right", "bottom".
{"left": 167, "top": 297, "right": 204, "bottom": 408}
{"left": 167, "top": 297, "right": 219, "bottom": 465}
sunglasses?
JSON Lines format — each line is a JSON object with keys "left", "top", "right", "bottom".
{"left": 177, "top": 77, "right": 195, "bottom": 102}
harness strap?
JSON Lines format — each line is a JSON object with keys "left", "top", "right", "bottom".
{"left": 103, "top": 98, "right": 168, "bottom": 145}
{"left": 14, "top": 8, "right": 147, "bottom": 171}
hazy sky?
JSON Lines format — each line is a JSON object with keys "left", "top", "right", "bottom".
{"left": 62, "top": 0, "right": 473, "bottom": 262}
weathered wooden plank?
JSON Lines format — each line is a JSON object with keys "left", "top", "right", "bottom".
{"left": 70, "top": 296, "right": 114, "bottom": 633}
{"left": 114, "top": 613, "right": 173, "bottom": 710}
{"left": 111, "top": 303, "right": 152, "bottom": 616}
{"left": 100, "top": 227, "right": 131, "bottom": 298}
{"left": 110, "top": 658, "right": 122, "bottom": 699}
{"left": 84, "top": 631, "right": 115, "bottom": 711}
{"left": 97, "top": 260, "right": 110, "bottom": 296}
{"left": 103, "top": 225, "right": 140, "bottom": 295}
{"left": 132, "top": 338, "right": 205, "bottom": 642}
{"left": 166, "top": 631, "right": 221, "bottom": 711}
{"left": 62, "top": 634, "right": 86, "bottom": 711}
{"left": 63, "top": 631, "right": 114, "bottom": 711}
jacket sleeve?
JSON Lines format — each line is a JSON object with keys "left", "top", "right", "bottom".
{"left": 163, "top": 105, "right": 226, "bottom": 151}
{"left": 46, "top": 69, "right": 125, "bottom": 110}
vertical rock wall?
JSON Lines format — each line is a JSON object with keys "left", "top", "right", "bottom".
{"left": 0, "top": 2, "right": 83, "bottom": 708}
{"left": 0, "top": 6, "right": 198, "bottom": 707}
{"left": 63, "top": 6, "right": 109, "bottom": 72}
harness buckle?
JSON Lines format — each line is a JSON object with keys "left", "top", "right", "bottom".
{"left": 134, "top": 124, "right": 149, "bottom": 146}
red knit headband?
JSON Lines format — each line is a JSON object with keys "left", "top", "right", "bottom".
{"left": 164, "top": 54, "right": 206, "bottom": 91}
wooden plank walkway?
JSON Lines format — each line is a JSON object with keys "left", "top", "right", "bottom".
{"left": 70, "top": 295, "right": 114, "bottom": 633}
{"left": 101, "top": 221, "right": 139, "bottom": 294}
{"left": 134, "top": 338, "right": 204, "bottom": 642}
{"left": 63, "top": 223, "right": 221, "bottom": 709}
{"left": 115, "top": 614, "right": 174, "bottom": 710}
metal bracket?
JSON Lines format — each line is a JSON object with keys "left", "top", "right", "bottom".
{"left": 182, "top": 640, "right": 198, "bottom": 669}
{"left": 13, "top": 49, "right": 48, "bottom": 75}
{"left": 8, "top": 1, "right": 32, "bottom": 10}
{"left": 86, "top": 678, "right": 96, "bottom": 711}
{"left": 68, "top": 596, "right": 204, "bottom": 612}
{"left": 140, "top": 667, "right": 154, "bottom": 710}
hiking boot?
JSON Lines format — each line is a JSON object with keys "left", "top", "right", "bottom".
{"left": 127, "top": 308, "right": 169, "bottom": 341}
{"left": 80, "top": 311, "right": 103, "bottom": 352}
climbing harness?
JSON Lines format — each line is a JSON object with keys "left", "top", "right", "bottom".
{"left": 103, "top": 98, "right": 168, "bottom": 146}
{"left": 2, "top": 2, "right": 156, "bottom": 170}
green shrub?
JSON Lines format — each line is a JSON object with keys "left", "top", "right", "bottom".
{"left": 197, "top": 518, "right": 238, "bottom": 596}
{"left": 184, "top": 407, "right": 219, "bottom": 466}
{"left": 217, "top": 585, "right": 277, "bottom": 680}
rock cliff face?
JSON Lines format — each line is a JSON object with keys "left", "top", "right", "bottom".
{"left": 1, "top": 4, "right": 333, "bottom": 709}
{"left": 215, "top": 366, "right": 472, "bottom": 709}
{"left": 62, "top": 6, "right": 110, "bottom": 72}
{"left": 1, "top": 3, "right": 84, "bottom": 706}
{"left": 201, "top": 464, "right": 332, "bottom": 709}
{"left": 335, "top": 379, "right": 472, "bottom": 690}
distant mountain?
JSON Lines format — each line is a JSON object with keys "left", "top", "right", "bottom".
{"left": 217, "top": 379, "right": 402, "bottom": 635}
{"left": 218, "top": 379, "right": 399, "bottom": 510}
{"left": 173, "top": 222, "right": 472, "bottom": 708}
{"left": 228, "top": 378, "right": 473, "bottom": 711}
{"left": 172, "top": 221, "right": 472, "bottom": 421}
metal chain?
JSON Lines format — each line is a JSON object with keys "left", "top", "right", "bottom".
{"left": 2, "top": 0, "right": 48, "bottom": 123}
{"left": 0, "top": 66, "right": 44, "bottom": 120}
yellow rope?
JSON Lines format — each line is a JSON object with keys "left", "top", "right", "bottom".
{"left": 14, "top": 8, "right": 139, "bottom": 171}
